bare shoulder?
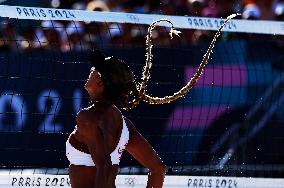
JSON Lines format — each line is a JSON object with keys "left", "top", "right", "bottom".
{"left": 77, "top": 104, "right": 103, "bottom": 120}
{"left": 75, "top": 105, "right": 103, "bottom": 139}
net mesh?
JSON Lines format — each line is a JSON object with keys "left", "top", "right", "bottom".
{"left": 1, "top": 5, "right": 284, "bottom": 185}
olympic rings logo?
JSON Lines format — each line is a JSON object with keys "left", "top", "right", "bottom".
{"left": 126, "top": 14, "right": 140, "bottom": 23}
{"left": 124, "top": 177, "right": 136, "bottom": 187}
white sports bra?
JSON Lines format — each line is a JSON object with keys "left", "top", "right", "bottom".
{"left": 66, "top": 117, "right": 129, "bottom": 166}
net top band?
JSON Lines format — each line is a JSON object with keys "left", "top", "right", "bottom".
{"left": 0, "top": 5, "right": 284, "bottom": 35}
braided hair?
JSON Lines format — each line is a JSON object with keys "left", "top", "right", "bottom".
{"left": 90, "top": 14, "right": 238, "bottom": 110}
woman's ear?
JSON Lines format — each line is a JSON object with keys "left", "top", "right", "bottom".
{"left": 97, "top": 78, "right": 104, "bottom": 87}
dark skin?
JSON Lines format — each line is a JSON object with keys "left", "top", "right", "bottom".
{"left": 68, "top": 68, "right": 166, "bottom": 188}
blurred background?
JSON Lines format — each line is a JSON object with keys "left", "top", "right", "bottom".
{"left": 0, "top": 0, "right": 284, "bottom": 180}
{"left": 0, "top": 0, "right": 284, "bottom": 51}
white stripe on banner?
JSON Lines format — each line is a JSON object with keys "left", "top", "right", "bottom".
{"left": 0, "top": 174, "right": 284, "bottom": 188}
{"left": 0, "top": 5, "right": 284, "bottom": 35}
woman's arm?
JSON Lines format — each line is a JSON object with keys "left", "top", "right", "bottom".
{"left": 125, "top": 118, "right": 166, "bottom": 188}
{"left": 76, "top": 110, "right": 112, "bottom": 188}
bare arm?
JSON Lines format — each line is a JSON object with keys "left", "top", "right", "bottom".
{"left": 76, "top": 110, "right": 112, "bottom": 188}
{"left": 125, "top": 118, "right": 166, "bottom": 188}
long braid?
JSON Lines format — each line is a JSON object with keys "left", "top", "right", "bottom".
{"left": 139, "top": 19, "right": 181, "bottom": 96}
{"left": 123, "top": 19, "right": 181, "bottom": 110}
{"left": 123, "top": 14, "right": 238, "bottom": 110}
{"left": 144, "top": 14, "right": 239, "bottom": 104}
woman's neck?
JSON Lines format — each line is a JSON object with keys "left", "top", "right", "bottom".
{"left": 90, "top": 98, "right": 112, "bottom": 109}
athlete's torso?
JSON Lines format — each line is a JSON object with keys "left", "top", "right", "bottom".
{"left": 67, "top": 104, "right": 129, "bottom": 165}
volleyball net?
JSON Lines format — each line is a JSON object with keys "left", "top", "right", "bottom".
{"left": 0, "top": 5, "right": 284, "bottom": 188}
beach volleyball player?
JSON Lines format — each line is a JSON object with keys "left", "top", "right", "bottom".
{"left": 66, "top": 50, "right": 166, "bottom": 188}
{"left": 65, "top": 15, "right": 236, "bottom": 187}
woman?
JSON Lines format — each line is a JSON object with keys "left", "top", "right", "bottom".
{"left": 66, "top": 50, "right": 166, "bottom": 188}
